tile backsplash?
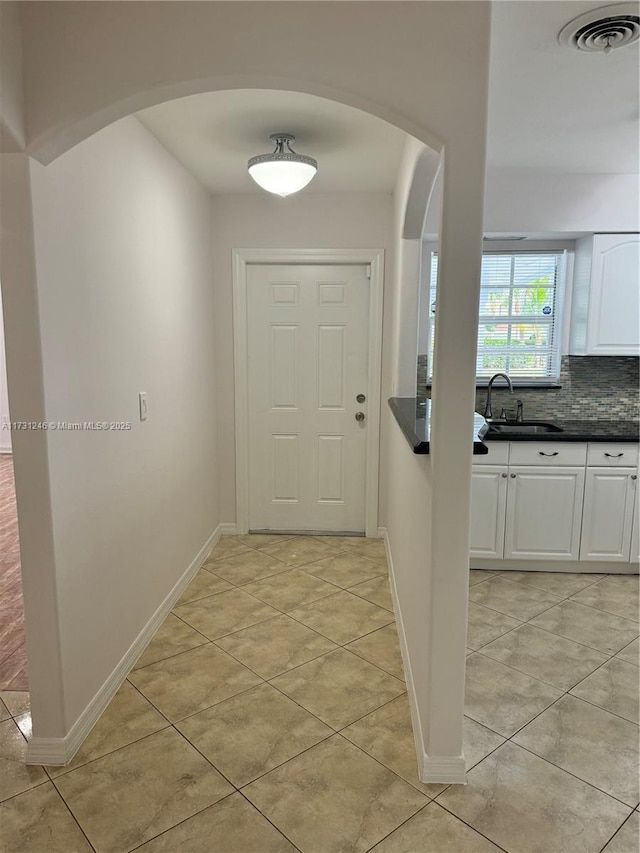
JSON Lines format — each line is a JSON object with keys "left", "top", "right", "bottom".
{"left": 418, "top": 355, "right": 639, "bottom": 421}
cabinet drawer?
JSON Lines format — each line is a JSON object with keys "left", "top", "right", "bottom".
{"left": 509, "top": 442, "right": 587, "bottom": 467}
{"left": 475, "top": 442, "right": 509, "bottom": 465}
{"left": 587, "top": 443, "right": 639, "bottom": 468}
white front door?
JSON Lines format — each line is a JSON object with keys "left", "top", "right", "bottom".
{"left": 246, "top": 263, "right": 371, "bottom": 533}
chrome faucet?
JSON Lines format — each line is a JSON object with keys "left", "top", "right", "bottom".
{"left": 483, "top": 372, "right": 513, "bottom": 419}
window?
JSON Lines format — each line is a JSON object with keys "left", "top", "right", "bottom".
{"left": 426, "top": 251, "right": 565, "bottom": 384}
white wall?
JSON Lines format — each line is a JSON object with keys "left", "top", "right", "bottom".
{"left": 425, "top": 170, "right": 640, "bottom": 235}
{"left": 0, "top": 1, "right": 25, "bottom": 152}
{"left": 28, "top": 116, "right": 218, "bottom": 731}
{"left": 0, "top": 152, "right": 64, "bottom": 736}
{"left": 4, "top": 1, "right": 492, "bottom": 776}
{"left": 384, "top": 411, "right": 432, "bottom": 759}
{"left": 383, "top": 122, "right": 488, "bottom": 782}
{"left": 209, "top": 192, "right": 394, "bottom": 525}
{"left": 19, "top": 2, "right": 491, "bottom": 165}
{"left": 484, "top": 172, "right": 640, "bottom": 234}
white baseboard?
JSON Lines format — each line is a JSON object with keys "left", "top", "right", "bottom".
{"left": 0, "top": 446, "right": 12, "bottom": 454}
{"left": 219, "top": 522, "right": 237, "bottom": 534}
{"left": 382, "top": 528, "right": 427, "bottom": 778}
{"left": 26, "top": 524, "right": 224, "bottom": 766}
{"left": 471, "top": 557, "right": 638, "bottom": 574}
{"left": 421, "top": 754, "right": 467, "bottom": 784}
{"left": 383, "top": 526, "right": 467, "bottom": 786}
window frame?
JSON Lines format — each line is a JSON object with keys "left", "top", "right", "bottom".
{"left": 423, "top": 247, "right": 569, "bottom": 388}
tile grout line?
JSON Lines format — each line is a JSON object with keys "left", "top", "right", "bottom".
{"left": 508, "top": 737, "right": 638, "bottom": 811}
{"left": 124, "top": 790, "right": 238, "bottom": 853}
{"left": 464, "top": 569, "right": 640, "bottom": 813}
{"left": 469, "top": 595, "right": 639, "bottom": 728}
{"left": 597, "top": 809, "right": 640, "bottom": 853}
{"left": 479, "top": 617, "right": 638, "bottom": 658}
{"left": 468, "top": 576, "right": 639, "bottom": 655}
{"left": 169, "top": 567, "right": 397, "bottom": 672}
{"left": 235, "top": 788, "right": 305, "bottom": 853}
{"left": 427, "top": 801, "right": 512, "bottom": 853}
{"left": 0, "top": 764, "right": 96, "bottom": 853}
{"left": 0, "top": 775, "right": 50, "bottom": 808}
{"left": 464, "top": 568, "right": 639, "bottom": 819}
{"left": 209, "top": 634, "right": 341, "bottom": 682}
{"left": 12, "top": 537, "right": 635, "bottom": 852}
{"left": 465, "top": 656, "right": 638, "bottom": 734}
{"left": 47, "top": 777, "right": 98, "bottom": 853}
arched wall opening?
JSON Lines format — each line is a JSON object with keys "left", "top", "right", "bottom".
{"left": 1, "top": 1, "right": 491, "bottom": 779}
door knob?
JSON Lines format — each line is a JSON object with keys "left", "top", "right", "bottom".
{"left": 355, "top": 412, "right": 365, "bottom": 422}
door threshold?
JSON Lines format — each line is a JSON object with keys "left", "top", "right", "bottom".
{"left": 249, "top": 529, "right": 365, "bottom": 537}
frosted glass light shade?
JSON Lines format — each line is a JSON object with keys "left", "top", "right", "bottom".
{"left": 247, "top": 134, "right": 317, "bottom": 197}
{"left": 248, "top": 158, "right": 317, "bottom": 197}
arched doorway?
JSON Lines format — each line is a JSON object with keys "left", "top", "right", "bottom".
{"left": 1, "top": 1, "right": 491, "bottom": 785}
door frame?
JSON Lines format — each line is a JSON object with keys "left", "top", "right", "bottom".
{"left": 232, "top": 248, "right": 384, "bottom": 537}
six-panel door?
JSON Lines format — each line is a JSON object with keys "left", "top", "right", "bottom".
{"left": 247, "top": 263, "right": 369, "bottom": 532}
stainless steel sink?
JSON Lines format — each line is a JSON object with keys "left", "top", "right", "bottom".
{"left": 487, "top": 421, "right": 563, "bottom": 435}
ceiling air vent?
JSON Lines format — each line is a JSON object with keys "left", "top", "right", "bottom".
{"left": 559, "top": 3, "right": 640, "bottom": 53}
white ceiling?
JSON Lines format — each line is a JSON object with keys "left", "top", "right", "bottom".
{"left": 137, "top": 89, "right": 407, "bottom": 195}
{"left": 488, "top": 1, "right": 639, "bottom": 174}
{"left": 137, "top": 1, "right": 639, "bottom": 194}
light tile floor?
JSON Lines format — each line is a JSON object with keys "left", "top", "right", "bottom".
{"left": 1, "top": 536, "right": 638, "bottom": 852}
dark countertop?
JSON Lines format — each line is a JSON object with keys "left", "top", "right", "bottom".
{"left": 389, "top": 397, "right": 489, "bottom": 455}
{"left": 389, "top": 397, "right": 639, "bottom": 455}
{"left": 484, "top": 418, "right": 640, "bottom": 443}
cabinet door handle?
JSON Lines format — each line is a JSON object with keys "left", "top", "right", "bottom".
{"left": 538, "top": 451, "right": 559, "bottom": 457}
{"left": 510, "top": 473, "right": 516, "bottom": 478}
{"left": 501, "top": 473, "right": 508, "bottom": 478}
{"left": 604, "top": 452, "right": 624, "bottom": 458}
{"left": 632, "top": 475, "right": 638, "bottom": 481}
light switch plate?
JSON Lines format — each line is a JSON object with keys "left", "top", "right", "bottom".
{"left": 139, "top": 392, "right": 148, "bottom": 421}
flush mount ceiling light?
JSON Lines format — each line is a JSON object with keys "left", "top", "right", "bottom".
{"left": 248, "top": 133, "right": 318, "bottom": 197}
{"left": 558, "top": 3, "right": 640, "bottom": 53}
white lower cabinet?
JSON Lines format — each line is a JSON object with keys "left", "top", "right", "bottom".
{"left": 504, "top": 467, "right": 585, "bottom": 560}
{"left": 470, "top": 466, "right": 508, "bottom": 559}
{"left": 470, "top": 463, "right": 584, "bottom": 561}
{"left": 471, "top": 440, "right": 639, "bottom": 567}
{"left": 580, "top": 468, "right": 637, "bottom": 561}
{"left": 631, "top": 486, "right": 640, "bottom": 563}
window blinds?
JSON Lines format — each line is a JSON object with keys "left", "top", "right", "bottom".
{"left": 428, "top": 252, "right": 564, "bottom": 381}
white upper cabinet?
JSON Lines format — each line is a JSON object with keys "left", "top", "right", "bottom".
{"left": 570, "top": 234, "right": 640, "bottom": 356}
